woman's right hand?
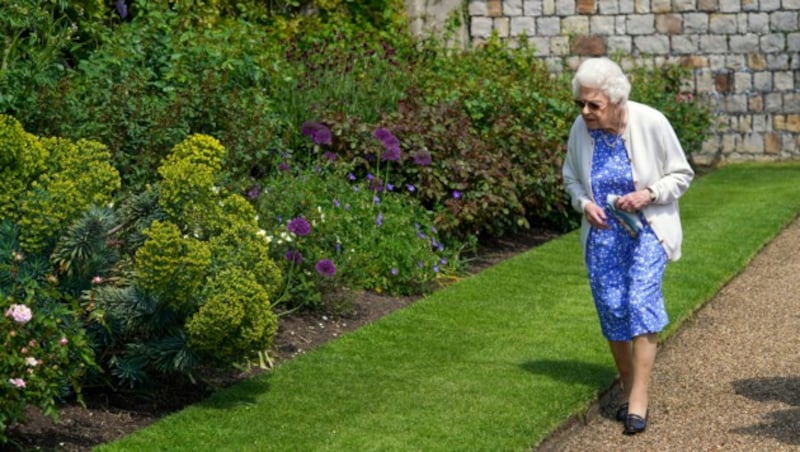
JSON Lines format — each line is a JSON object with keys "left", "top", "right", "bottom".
{"left": 584, "top": 202, "right": 610, "bottom": 229}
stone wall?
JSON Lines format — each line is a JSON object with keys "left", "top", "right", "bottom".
{"left": 416, "top": 0, "right": 800, "bottom": 164}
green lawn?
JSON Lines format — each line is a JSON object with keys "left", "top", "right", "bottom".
{"left": 100, "top": 162, "right": 800, "bottom": 451}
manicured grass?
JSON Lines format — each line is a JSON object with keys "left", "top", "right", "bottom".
{"left": 100, "top": 163, "right": 800, "bottom": 451}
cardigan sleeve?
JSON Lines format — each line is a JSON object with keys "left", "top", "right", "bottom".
{"left": 649, "top": 112, "right": 694, "bottom": 204}
{"left": 562, "top": 118, "right": 593, "bottom": 213}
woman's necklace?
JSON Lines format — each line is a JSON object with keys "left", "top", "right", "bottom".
{"left": 600, "top": 130, "right": 621, "bottom": 148}
{"left": 601, "top": 105, "right": 627, "bottom": 148}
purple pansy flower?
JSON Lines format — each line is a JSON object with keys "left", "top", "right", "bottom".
{"left": 287, "top": 217, "right": 311, "bottom": 236}
{"left": 316, "top": 259, "right": 337, "bottom": 277}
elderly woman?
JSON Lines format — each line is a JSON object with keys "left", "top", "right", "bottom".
{"left": 562, "top": 57, "right": 694, "bottom": 435}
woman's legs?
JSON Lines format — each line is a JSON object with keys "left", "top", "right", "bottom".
{"left": 609, "top": 333, "right": 658, "bottom": 416}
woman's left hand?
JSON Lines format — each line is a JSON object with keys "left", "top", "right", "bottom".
{"left": 615, "top": 189, "right": 652, "bottom": 212}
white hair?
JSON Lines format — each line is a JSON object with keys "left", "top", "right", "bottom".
{"left": 571, "top": 57, "right": 631, "bottom": 105}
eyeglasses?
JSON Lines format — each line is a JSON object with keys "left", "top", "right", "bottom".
{"left": 574, "top": 99, "right": 604, "bottom": 112}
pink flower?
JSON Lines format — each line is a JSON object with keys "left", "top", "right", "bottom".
{"left": 59, "top": 337, "right": 69, "bottom": 346}
{"left": 92, "top": 275, "right": 103, "bottom": 285}
{"left": 5, "top": 304, "right": 32, "bottom": 324}
{"left": 9, "top": 378, "right": 26, "bottom": 389}
{"left": 25, "top": 357, "right": 39, "bottom": 367}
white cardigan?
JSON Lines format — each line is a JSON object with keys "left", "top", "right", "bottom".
{"left": 562, "top": 101, "right": 694, "bottom": 261}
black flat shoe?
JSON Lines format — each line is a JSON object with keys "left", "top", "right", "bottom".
{"left": 615, "top": 403, "right": 628, "bottom": 422}
{"left": 623, "top": 413, "right": 648, "bottom": 435}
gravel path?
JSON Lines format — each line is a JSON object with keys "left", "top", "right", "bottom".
{"left": 537, "top": 217, "right": 800, "bottom": 451}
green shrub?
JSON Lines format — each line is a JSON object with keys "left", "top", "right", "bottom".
{"left": 32, "top": 9, "right": 287, "bottom": 191}
{"left": 0, "top": 115, "right": 121, "bottom": 256}
{"left": 91, "top": 134, "right": 282, "bottom": 386}
{"left": 187, "top": 268, "right": 278, "bottom": 363}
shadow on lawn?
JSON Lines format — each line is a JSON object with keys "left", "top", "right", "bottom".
{"left": 731, "top": 376, "right": 800, "bottom": 446}
{"left": 201, "top": 376, "right": 272, "bottom": 410}
{"left": 520, "top": 359, "right": 616, "bottom": 388}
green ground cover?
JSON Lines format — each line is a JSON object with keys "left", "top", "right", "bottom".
{"left": 100, "top": 162, "right": 800, "bottom": 451}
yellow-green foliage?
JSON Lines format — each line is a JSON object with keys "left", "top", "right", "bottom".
{"left": 135, "top": 133, "right": 282, "bottom": 363}
{"left": 134, "top": 220, "right": 212, "bottom": 312}
{"left": 0, "top": 115, "right": 49, "bottom": 219}
{"left": 209, "top": 216, "right": 282, "bottom": 295}
{"left": 187, "top": 268, "right": 278, "bottom": 361}
{"left": 158, "top": 134, "right": 225, "bottom": 229}
{"left": 0, "top": 115, "right": 121, "bottom": 254}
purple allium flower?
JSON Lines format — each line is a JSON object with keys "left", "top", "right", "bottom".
{"left": 5, "top": 304, "right": 32, "bottom": 324}
{"left": 323, "top": 151, "right": 337, "bottom": 161}
{"left": 115, "top": 0, "right": 128, "bottom": 19}
{"left": 373, "top": 127, "right": 401, "bottom": 153}
{"left": 315, "top": 259, "right": 337, "bottom": 277}
{"left": 301, "top": 120, "right": 332, "bottom": 146}
{"left": 382, "top": 147, "right": 401, "bottom": 161}
{"left": 413, "top": 149, "right": 432, "bottom": 166}
{"left": 278, "top": 162, "right": 290, "bottom": 172}
{"left": 287, "top": 217, "right": 311, "bottom": 236}
{"left": 246, "top": 184, "right": 262, "bottom": 200}
{"left": 383, "top": 135, "right": 400, "bottom": 151}
{"left": 375, "top": 212, "right": 384, "bottom": 226}
{"left": 285, "top": 250, "right": 303, "bottom": 265}
{"left": 452, "top": 190, "right": 462, "bottom": 199}
{"left": 373, "top": 127, "right": 394, "bottom": 142}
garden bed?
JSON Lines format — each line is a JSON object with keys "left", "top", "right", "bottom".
{"left": 6, "top": 228, "right": 559, "bottom": 451}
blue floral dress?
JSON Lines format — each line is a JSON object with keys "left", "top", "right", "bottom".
{"left": 586, "top": 129, "right": 668, "bottom": 341}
